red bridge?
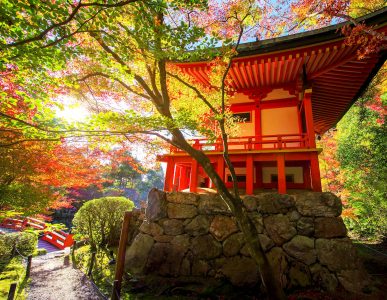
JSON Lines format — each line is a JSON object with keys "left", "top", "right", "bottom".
{"left": 0, "top": 217, "right": 74, "bottom": 250}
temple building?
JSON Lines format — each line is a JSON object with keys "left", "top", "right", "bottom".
{"left": 159, "top": 8, "right": 387, "bottom": 194}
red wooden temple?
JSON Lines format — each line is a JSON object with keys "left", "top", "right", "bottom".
{"left": 159, "top": 9, "right": 387, "bottom": 194}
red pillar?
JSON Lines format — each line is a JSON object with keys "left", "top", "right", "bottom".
{"left": 303, "top": 89, "right": 316, "bottom": 148}
{"left": 217, "top": 156, "right": 225, "bottom": 182}
{"left": 178, "top": 166, "right": 186, "bottom": 191}
{"left": 246, "top": 154, "right": 254, "bottom": 195}
{"left": 277, "top": 154, "right": 286, "bottom": 194}
{"left": 303, "top": 162, "right": 312, "bottom": 190}
{"left": 164, "top": 158, "right": 175, "bottom": 192}
{"left": 189, "top": 159, "right": 198, "bottom": 193}
{"left": 310, "top": 154, "right": 322, "bottom": 192}
{"left": 173, "top": 165, "right": 180, "bottom": 191}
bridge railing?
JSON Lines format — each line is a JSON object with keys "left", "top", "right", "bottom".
{"left": 42, "top": 230, "right": 74, "bottom": 250}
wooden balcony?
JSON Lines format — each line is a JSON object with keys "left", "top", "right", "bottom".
{"left": 169, "top": 134, "right": 310, "bottom": 154}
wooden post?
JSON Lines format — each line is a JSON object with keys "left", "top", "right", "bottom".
{"left": 277, "top": 154, "right": 286, "bottom": 194}
{"left": 246, "top": 154, "right": 254, "bottom": 195}
{"left": 189, "top": 159, "right": 198, "bottom": 193}
{"left": 303, "top": 89, "right": 316, "bottom": 148}
{"left": 310, "top": 154, "right": 322, "bottom": 192}
{"left": 71, "top": 241, "right": 77, "bottom": 268}
{"left": 111, "top": 211, "right": 131, "bottom": 300}
{"left": 26, "top": 255, "right": 32, "bottom": 278}
{"left": 7, "top": 283, "right": 17, "bottom": 300}
{"left": 111, "top": 280, "right": 120, "bottom": 300}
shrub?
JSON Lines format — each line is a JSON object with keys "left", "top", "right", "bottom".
{"left": 0, "top": 232, "right": 38, "bottom": 261}
{"left": 72, "top": 196, "right": 134, "bottom": 249}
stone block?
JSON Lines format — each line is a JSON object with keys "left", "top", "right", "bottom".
{"left": 209, "top": 215, "right": 238, "bottom": 241}
{"left": 139, "top": 221, "right": 164, "bottom": 237}
{"left": 184, "top": 215, "right": 210, "bottom": 236}
{"left": 221, "top": 256, "right": 259, "bottom": 287}
{"left": 198, "top": 194, "right": 231, "bottom": 215}
{"left": 191, "top": 234, "right": 222, "bottom": 259}
{"left": 223, "top": 232, "right": 245, "bottom": 257}
{"left": 314, "top": 217, "right": 347, "bottom": 238}
{"left": 297, "top": 217, "right": 314, "bottom": 236}
{"left": 283, "top": 235, "right": 316, "bottom": 265}
{"left": 146, "top": 188, "right": 167, "bottom": 222}
{"left": 160, "top": 219, "right": 184, "bottom": 235}
{"left": 166, "top": 192, "right": 199, "bottom": 205}
{"left": 125, "top": 233, "right": 154, "bottom": 275}
{"left": 294, "top": 192, "right": 342, "bottom": 217}
{"left": 264, "top": 214, "right": 297, "bottom": 245}
{"left": 167, "top": 203, "right": 198, "bottom": 219}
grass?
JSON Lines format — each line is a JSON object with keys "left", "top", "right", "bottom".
{"left": 0, "top": 257, "right": 28, "bottom": 300}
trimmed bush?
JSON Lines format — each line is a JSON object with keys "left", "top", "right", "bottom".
{"left": 0, "top": 232, "right": 38, "bottom": 260}
{"left": 72, "top": 196, "right": 134, "bottom": 248}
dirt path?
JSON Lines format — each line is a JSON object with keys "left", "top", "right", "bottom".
{"left": 27, "top": 252, "right": 105, "bottom": 300}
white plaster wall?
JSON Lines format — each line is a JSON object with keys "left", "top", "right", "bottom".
{"left": 262, "top": 166, "right": 303, "bottom": 183}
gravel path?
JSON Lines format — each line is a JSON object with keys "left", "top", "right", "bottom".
{"left": 27, "top": 252, "right": 105, "bottom": 300}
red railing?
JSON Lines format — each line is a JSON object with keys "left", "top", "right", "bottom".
{"left": 41, "top": 230, "right": 74, "bottom": 250}
{"left": 1, "top": 217, "right": 74, "bottom": 250}
{"left": 170, "top": 134, "right": 309, "bottom": 153}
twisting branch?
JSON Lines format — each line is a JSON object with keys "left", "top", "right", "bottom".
{"left": 2, "top": 0, "right": 140, "bottom": 49}
{"left": 77, "top": 72, "right": 151, "bottom": 100}
{"left": 167, "top": 72, "right": 219, "bottom": 114}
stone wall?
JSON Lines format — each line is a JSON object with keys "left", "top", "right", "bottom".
{"left": 125, "top": 189, "right": 369, "bottom": 293}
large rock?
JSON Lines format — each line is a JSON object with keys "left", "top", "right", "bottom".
{"left": 146, "top": 189, "right": 168, "bottom": 222}
{"left": 310, "top": 264, "right": 338, "bottom": 292}
{"left": 294, "top": 192, "right": 342, "bottom": 217}
{"left": 160, "top": 219, "right": 184, "bottom": 235}
{"left": 256, "top": 193, "right": 295, "bottom": 214}
{"left": 264, "top": 214, "right": 297, "bottom": 245}
{"left": 192, "top": 259, "right": 209, "bottom": 276}
{"left": 283, "top": 235, "right": 316, "bottom": 265}
{"left": 167, "top": 192, "right": 199, "bottom": 205}
{"left": 241, "top": 196, "right": 258, "bottom": 211}
{"left": 314, "top": 217, "right": 347, "bottom": 238}
{"left": 288, "top": 261, "right": 312, "bottom": 288}
{"left": 198, "top": 194, "right": 231, "bottom": 215}
{"left": 146, "top": 235, "right": 190, "bottom": 277}
{"left": 184, "top": 215, "right": 210, "bottom": 236}
{"left": 336, "top": 269, "right": 371, "bottom": 293}
{"left": 167, "top": 203, "right": 198, "bottom": 219}
{"left": 221, "top": 256, "right": 259, "bottom": 286}
{"left": 209, "top": 215, "right": 238, "bottom": 241}
{"left": 316, "top": 239, "right": 360, "bottom": 271}
{"left": 125, "top": 233, "right": 154, "bottom": 275}
{"left": 139, "top": 221, "right": 164, "bottom": 237}
{"left": 191, "top": 234, "right": 222, "bottom": 259}
{"left": 223, "top": 233, "right": 245, "bottom": 257}
{"left": 297, "top": 217, "right": 314, "bottom": 236}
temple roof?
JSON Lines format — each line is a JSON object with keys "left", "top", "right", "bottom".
{"left": 175, "top": 8, "right": 387, "bottom": 134}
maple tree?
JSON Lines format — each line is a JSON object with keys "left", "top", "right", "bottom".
{"left": 1, "top": 0, "right": 385, "bottom": 298}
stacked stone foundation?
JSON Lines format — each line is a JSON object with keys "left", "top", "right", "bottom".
{"left": 125, "top": 189, "right": 369, "bottom": 293}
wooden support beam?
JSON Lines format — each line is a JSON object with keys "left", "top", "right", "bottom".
{"left": 173, "top": 165, "right": 180, "bottom": 191}
{"left": 190, "top": 159, "right": 198, "bottom": 193}
{"left": 310, "top": 154, "right": 322, "bottom": 192}
{"left": 277, "top": 154, "right": 286, "bottom": 194}
{"left": 246, "top": 154, "right": 254, "bottom": 195}
{"left": 303, "top": 90, "right": 316, "bottom": 148}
